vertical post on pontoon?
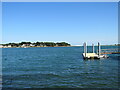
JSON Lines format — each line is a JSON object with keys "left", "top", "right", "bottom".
{"left": 92, "top": 43, "right": 94, "bottom": 53}
{"left": 98, "top": 42, "right": 101, "bottom": 56}
{"left": 84, "top": 42, "right": 87, "bottom": 58}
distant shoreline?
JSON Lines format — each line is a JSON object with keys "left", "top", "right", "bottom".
{"left": 0, "top": 41, "right": 119, "bottom": 48}
{"left": 0, "top": 46, "right": 72, "bottom": 48}
{"left": 0, "top": 42, "right": 71, "bottom": 48}
{"left": 0, "top": 45, "right": 119, "bottom": 48}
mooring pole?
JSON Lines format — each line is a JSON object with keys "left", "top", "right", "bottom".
{"left": 92, "top": 43, "right": 94, "bottom": 53}
{"left": 98, "top": 42, "right": 101, "bottom": 56}
{"left": 84, "top": 42, "right": 87, "bottom": 58}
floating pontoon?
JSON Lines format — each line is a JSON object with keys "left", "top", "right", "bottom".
{"left": 82, "top": 42, "right": 108, "bottom": 59}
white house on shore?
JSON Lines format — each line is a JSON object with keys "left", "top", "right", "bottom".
{"left": 21, "top": 44, "right": 26, "bottom": 47}
{"left": 30, "top": 44, "right": 35, "bottom": 47}
{"left": 7, "top": 45, "right": 12, "bottom": 48}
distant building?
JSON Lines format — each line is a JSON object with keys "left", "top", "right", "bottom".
{"left": 21, "top": 44, "right": 27, "bottom": 47}
{"left": 30, "top": 44, "right": 35, "bottom": 47}
{"left": 7, "top": 45, "right": 12, "bottom": 48}
{"left": 3, "top": 46, "right": 7, "bottom": 48}
{"left": 43, "top": 45, "right": 47, "bottom": 47}
{"left": 21, "top": 44, "right": 34, "bottom": 47}
{"left": 0, "top": 45, "right": 3, "bottom": 48}
{"left": 55, "top": 44, "right": 58, "bottom": 47}
{"left": 40, "top": 44, "right": 44, "bottom": 47}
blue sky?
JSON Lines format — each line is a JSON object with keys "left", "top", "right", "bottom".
{"left": 2, "top": 2, "right": 118, "bottom": 45}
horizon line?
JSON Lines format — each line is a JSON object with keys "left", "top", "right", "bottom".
{"left": 0, "top": 41, "right": 119, "bottom": 46}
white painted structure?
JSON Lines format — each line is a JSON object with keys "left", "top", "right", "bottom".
{"left": 82, "top": 42, "right": 108, "bottom": 59}
{"left": 7, "top": 45, "right": 12, "bottom": 48}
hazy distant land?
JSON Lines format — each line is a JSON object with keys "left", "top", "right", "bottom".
{"left": 0, "top": 42, "right": 119, "bottom": 48}
{"left": 0, "top": 42, "right": 71, "bottom": 48}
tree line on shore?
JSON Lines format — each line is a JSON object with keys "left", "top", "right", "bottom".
{"left": 0, "top": 42, "right": 71, "bottom": 47}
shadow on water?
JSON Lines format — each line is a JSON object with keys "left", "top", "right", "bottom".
{"left": 107, "top": 54, "right": 120, "bottom": 60}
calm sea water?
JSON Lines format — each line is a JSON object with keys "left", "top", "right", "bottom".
{"left": 2, "top": 46, "right": 119, "bottom": 88}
